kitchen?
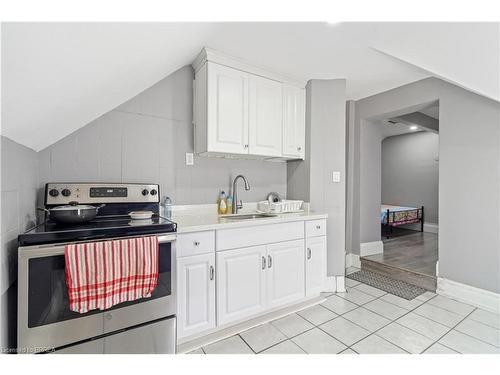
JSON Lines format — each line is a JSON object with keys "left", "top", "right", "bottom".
{"left": 1, "top": 13, "right": 500, "bottom": 364}
{"left": 5, "top": 45, "right": 340, "bottom": 354}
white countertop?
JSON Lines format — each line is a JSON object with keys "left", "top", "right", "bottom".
{"left": 170, "top": 203, "right": 327, "bottom": 233}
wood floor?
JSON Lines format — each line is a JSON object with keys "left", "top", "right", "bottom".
{"left": 364, "top": 227, "right": 438, "bottom": 277}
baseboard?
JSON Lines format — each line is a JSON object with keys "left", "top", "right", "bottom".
{"left": 336, "top": 276, "right": 346, "bottom": 293}
{"left": 437, "top": 277, "right": 500, "bottom": 313}
{"left": 325, "top": 276, "right": 346, "bottom": 293}
{"left": 401, "top": 222, "right": 439, "bottom": 234}
{"left": 325, "top": 276, "right": 337, "bottom": 292}
{"left": 346, "top": 253, "right": 360, "bottom": 268}
{"left": 360, "top": 240, "right": 384, "bottom": 256}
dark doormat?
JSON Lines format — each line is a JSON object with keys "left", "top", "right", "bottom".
{"left": 347, "top": 269, "right": 427, "bottom": 300}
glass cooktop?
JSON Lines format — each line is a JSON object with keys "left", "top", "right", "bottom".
{"left": 19, "top": 215, "right": 177, "bottom": 247}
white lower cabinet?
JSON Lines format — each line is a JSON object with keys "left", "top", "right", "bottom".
{"left": 217, "top": 240, "right": 307, "bottom": 326}
{"left": 305, "top": 236, "right": 327, "bottom": 296}
{"left": 267, "top": 240, "right": 305, "bottom": 308}
{"left": 177, "top": 253, "right": 216, "bottom": 339}
{"left": 177, "top": 220, "right": 327, "bottom": 340}
{"left": 216, "top": 245, "right": 267, "bottom": 326}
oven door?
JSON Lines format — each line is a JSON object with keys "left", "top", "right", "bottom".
{"left": 18, "top": 234, "right": 176, "bottom": 352}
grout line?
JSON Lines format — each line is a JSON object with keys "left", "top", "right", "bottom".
{"left": 202, "top": 281, "right": 489, "bottom": 355}
{"left": 419, "top": 307, "right": 477, "bottom": 354}
{"left": 442, "top": 315, "right": 500, "bottom": 350}
{"left": 255, "top": 325, "right": 318, "bottom": 354}
{"left": 335, "top": 293, "right": 442, "bottom": 353}
{"left": 237, "top": 333, "right": 258, "bottom": 354}
{"left": 113, "top": 109, "right": 185, "bottom": 123}
{"left": 467, "top": 313, "right": 500, "bottom": 330}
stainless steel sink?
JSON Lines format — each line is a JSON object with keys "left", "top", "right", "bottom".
{"left": 220, "top": 213, "right": 277, "bottom": 220}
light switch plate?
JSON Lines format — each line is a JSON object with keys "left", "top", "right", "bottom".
{"left": 185, "top": 153, "right": 194, "bottom": 166}
{"left": 332, "top": 171, "right": 341, "bottom": 183}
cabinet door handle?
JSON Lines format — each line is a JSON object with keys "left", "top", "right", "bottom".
{"left": 268, "top": 255, "right": 272, "bottom": 268}
{"left": 209, "top": 265, "right": 214, "bottom": 281}
{"left": 307, "top": 248, "right": 312, "bottom": 260}
{"left": 316, "top": 225, "right": 321, "bottom": 230}
{"left": 193, "top": 241, "right": 200, "bottom": 246}
{"left": 244, "top": 144, "right": 249, "bottom": 149}
{"left": 262, "top": 256, "right": 266, "bottom": 270}
{"left": 297, "top": 146, "right": 302, "bottom": 151}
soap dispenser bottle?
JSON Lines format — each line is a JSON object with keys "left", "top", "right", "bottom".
{"left": 218, "top": 191, "right": 228, "bottom": 215}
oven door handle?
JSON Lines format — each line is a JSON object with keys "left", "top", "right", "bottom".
{"left": 20, "top": 234, "right": 176, "bottom": 258}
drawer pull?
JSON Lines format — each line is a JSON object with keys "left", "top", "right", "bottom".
{"left": 262, "top": 256, "right": 266, "bottom": 270}
{"left": 316, "top": 225, "right": 321, "bottom": 230}
{"left": 307, "top": 248, "right": 312, "bottom": 260}
{"left": 268, "top": 255, "right": 272, "bottom": 268}
{"left": 193, "top": 241, "right": 200, "bottom": 246}
{"left": 209, "top": 265, "right": 214, "bottom": 281}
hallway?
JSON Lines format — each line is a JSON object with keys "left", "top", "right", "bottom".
{"left": 365, "top": 228, "right": 438, "bottom": 276}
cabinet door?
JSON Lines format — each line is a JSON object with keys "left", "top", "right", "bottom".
{"left": 267, "top": 240, "right": 305, "bottom": 309}
{"left": 177, "top": 253, "right": 216, "bottom": 339}
{"left": 248, "top": 75, "right": 283, "bottom": 156}
{"left": 216, "top": 246, "right": 267, "bottom": 325}
{"left": 282, "top": 85, "right": 305, "bottom": 159}
{"left": 207, "top": 63, "right": 249, "bottom": 154}
{"left": 305, "top": 236, "right": 327, "bottom": 296}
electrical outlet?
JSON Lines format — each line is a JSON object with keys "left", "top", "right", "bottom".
{"left": 185, "top": 153, "right": 194, "bottom": 166}
{"left": 332, "top": 171, "right": 341, "bottom": 183}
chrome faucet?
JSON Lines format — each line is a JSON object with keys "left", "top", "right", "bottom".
{"left": 231, "top": 175, "right": 251, "bottom": 214}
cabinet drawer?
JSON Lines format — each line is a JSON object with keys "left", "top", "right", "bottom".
{"left": 177, "top": 231, "right": 215, "bottom": 257}
{"left": 217, "top": 221, "right": 304, "bottom": 251}
{"left": 305, "top": 219, "right": 326, "bottom": 238}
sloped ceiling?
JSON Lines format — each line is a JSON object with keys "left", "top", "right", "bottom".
{"left": 2, "top": 22, "right": 498, "bottom": 151}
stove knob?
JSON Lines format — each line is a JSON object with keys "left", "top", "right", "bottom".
{"left": 142, "top": 189, "right": 149, "bottom": 196}
{"left": 150, "top": 189, "right": 157, "bottom": 196}
{"left": 61, "top": 189, "right": 71, "bottom": 197}
{"left": 49, "top": 189, "right": 59, "bottom": 197}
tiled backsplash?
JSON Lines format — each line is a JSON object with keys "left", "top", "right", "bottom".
{"left": 1, "top": 136, "right": 38, "bottom": 294}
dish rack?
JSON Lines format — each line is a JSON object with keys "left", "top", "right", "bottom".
{"left": 257, "top": 200, "right": 303, "bottom": 214}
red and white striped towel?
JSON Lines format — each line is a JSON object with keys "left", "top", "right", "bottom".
{"left": 64, "top": 236, "right": 159, "bottom": 314}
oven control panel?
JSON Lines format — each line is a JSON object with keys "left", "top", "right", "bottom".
{"left": 45, "top": 183, "right": 160, "bottom": 205}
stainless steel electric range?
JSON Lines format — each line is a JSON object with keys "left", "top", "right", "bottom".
{"left": 17, "top": 183, "right": 177, "bottom": 354}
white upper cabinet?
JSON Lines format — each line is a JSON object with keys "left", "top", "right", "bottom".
{"left": 282, "top": 85, "right": 306, "bottom": 159}
{"left": 201, "top": 63, "right": 249, "bottom": 154}
{"left": 248, "top": 75, "right": 283, "bottom": 156}
{"left": 193, "top": 48, "right": 305, "bottom": 160}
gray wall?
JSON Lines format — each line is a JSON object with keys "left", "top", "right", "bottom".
{"left": 38, "top": 66, "right": 287, "bottom": 205}
{"left": 347, "top": 77, "right": 500, "bottom": 293}
{"left": 288, "top": 79, "right": 346, "bottom": 277}
{"left": 382, "top": 132, "right": 439, "bottom": 224}
{"left": 1, "top": 136, "right": 38, "bottom": 349}
{"left": 359, "top": 120, "right": 383, "bottom": 244}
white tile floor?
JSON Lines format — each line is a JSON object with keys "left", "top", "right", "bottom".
{"left": 188, "top": 268, "right": 500, "bottom": 354}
